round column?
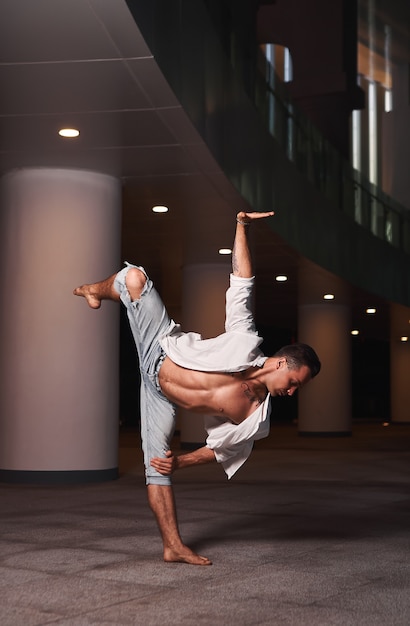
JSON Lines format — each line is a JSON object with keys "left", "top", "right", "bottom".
{"left": 0, "top": 168, "right": 121, "bottom": 482}
{"left": 179, "top": 263, "right": 230, "bottom": 447}
{"left": 298, "top": 261, "right": 352, "bottom": 435}
{"left": 390, "top": 303, "right": 410, "bottom": 423}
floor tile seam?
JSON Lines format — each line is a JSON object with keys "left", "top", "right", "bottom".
{"left": 0, "top": 538, "right": 48, "bottom": 550}
{"left": 72, "top": 570, "right": 180, "bottom": 593}
{"left": 0, "top": 578, "right": 175, "bottom": 621}
{"left": 64, "top": 542, "right": 147, "bottom": 555}
{"left": 55, "top": 597, "right": 169, "bottom": 625}
{"left": 1, "top": 551, "right": 138, "bottom": 575}
{"left": 0, "top": 533, "right": 148, "bottom": 545}
{"left": 261, "top": 576, "right": 375, "bottom": 612}
{"left": 310, "top": 577, "right": 402, "bottom": 614}
{"left": 7, "top": 546, "right": 141, "bottom": 562}
{"left": 0, "top": 569, "right": 55, "bottom": 591}
{"left": 0, "top": 538, "right": 144, "bottom": 551}
{"left": 0, "top": 567, "right": 176, "bottom": 592}
{"left": 0, "top": 608, "right": 67, "bottom": 626}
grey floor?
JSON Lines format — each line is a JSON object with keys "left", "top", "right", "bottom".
{"left": 1, "top": 422, "right": 410, "bottom": 626}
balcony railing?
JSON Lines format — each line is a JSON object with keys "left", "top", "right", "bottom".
{"left": 252, "top": 50, "right": 410, "bottom": 254}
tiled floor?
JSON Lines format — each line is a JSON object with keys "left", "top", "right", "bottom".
{"left": 1, "top": 423, "right": 410, "bottom": 625}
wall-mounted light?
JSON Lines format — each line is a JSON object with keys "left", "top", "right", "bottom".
{"left": 366, "top": 307, "right": 376, "bottom": 314}
{"left": 275, "top": 275, "right": 288, "bottom": 282}
{"left": 400, "top": 336, "right": 409, "bottom": 342}
{"left": 351, "top": 329, "right": 360, "bottom": 336}
{"left": 218, "top": 248, "right": 232, "bottom": 255}
{"left": 58, "top": 128, "right": 80, "bottom": 138}
{"left": 323, "top": 294, "right": 335, "bottom": 300}
{"left": 152, "top": 205, "right": 168, "bottom": 213}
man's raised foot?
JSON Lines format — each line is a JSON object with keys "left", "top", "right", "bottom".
{"left": 73, "top": 273, "right": 119, "bottom": 309}
{"left": 73, "top": 284, "right": 103, "bottom": 309}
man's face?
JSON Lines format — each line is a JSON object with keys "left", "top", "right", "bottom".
{"left": 268, "top": 359, "right": 312, "bottom": 397}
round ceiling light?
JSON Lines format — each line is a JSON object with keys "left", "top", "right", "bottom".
{"left": 58, "top": 128, "right": 80, "bottom": 138}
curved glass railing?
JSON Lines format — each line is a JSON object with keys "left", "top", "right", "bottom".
{"left": 251, "top": 48, "right": 410, "bottom": 255}
{"left": 126, "top": 0, "right": 409, "bottom": 256}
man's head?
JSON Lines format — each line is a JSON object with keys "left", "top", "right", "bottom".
{"left": 264, "top": 343, "right": 321, "bottom": 398}
{"left": 274, "top": 343, "right": 321, "bottom": 379}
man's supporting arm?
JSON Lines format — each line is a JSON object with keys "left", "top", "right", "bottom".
{"left": 150, "top": 446, "right": 216, "bottom": 475}
{"left": 232, "top": 211, "right": 274, "bottom": 278}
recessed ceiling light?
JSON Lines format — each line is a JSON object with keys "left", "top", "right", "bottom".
{"left": 351, "top": 329, "right": 359, "bottom": 336}
{"left": 275, "top": 275, "right": 288, "bottom": 282}
{"left": 366, "top": 307, "right": 376, "bottom": 314}
{"left": 58, "top": 128, "right": 80, "bottom": 138}
{"left": 218, "top": 248, "right": 232, "bottom": 255}
{"left": 152, "top": 205, "right": 169, "bottom": 213}
{"left": 323, "top": 293, "right": 334, "bottom": 300}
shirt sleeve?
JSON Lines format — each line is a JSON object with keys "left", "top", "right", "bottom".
{"left": 225, "top": 274, "right": 257, "bottom": 335}
{"left": 204, "top": 396, "right": 271, "bottom": 479}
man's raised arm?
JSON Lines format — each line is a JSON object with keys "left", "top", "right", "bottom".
{"left": 232, "top": 211, "right": 274, "bottom": 278}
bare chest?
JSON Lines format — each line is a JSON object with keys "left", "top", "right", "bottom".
{"left": 158, "top": 357, "right": 267, "bottom": 423}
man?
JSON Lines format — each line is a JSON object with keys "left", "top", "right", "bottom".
{"left": 74, "top": 210, "right": 320, "bottom": 566}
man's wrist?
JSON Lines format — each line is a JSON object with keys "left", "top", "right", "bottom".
{"left": 236, "top": 218, "right": 250, "bottom": 226}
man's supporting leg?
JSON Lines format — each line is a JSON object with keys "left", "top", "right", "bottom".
{"left": 74, "top": 266, "right": 212, "bottom": 565}
{"left": 147, "top": 485, "right": 212, "bottom": 565}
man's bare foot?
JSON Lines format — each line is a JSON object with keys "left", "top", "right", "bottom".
{"left": 73, "top": 285, "right": 102, "bottom": 309}
{"left": 73, "top": 273, "right": 119, "bottom": 309}
{"left": 164, "top": 545, "right": 212, "bottom": 566}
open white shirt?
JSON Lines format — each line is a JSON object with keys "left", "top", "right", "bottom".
{"left": 160, "top": 274, "right": 271, "bottom": 478}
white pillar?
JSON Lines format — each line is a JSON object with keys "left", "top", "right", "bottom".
{"left": 390, "top": 303, "right": 410, "bottom": 423}
{"left": 179, "top": 263, "right": 230, "bottom": 446}
{"left": 0, "top": 168, "right": 121, "bottom": 482}
{"left": 298, "top": 261, "right": 352, "bottom": 435}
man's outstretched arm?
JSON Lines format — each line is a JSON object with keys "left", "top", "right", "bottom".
{"left": 233, "top": 210, "right": 274, "bottom": 278}
{"left": 150, "top": 446, "right": 216, "bottom": 475}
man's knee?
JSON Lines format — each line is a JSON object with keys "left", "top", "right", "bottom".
{"left": 146, "top": 475, "right": 172, "bottom": 487}
{"left": 125, "top": 267, "right": 147, "bottom": 301}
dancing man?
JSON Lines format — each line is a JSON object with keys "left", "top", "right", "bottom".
{"left": 74, "top": 210, "right": 321, "bottom": 565}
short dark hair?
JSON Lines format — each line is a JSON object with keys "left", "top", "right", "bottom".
{"left": 273, "top": 343, "right": 321, "bottom": 378}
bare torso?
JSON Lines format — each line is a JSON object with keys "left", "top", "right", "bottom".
{"left": 158, "top": 356, "right": 268, "bottom": 424}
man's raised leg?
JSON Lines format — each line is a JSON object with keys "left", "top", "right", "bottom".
{"left": 147, "top": 485, "right": 212, "bottom": 565}
{"left": 73, "top": 266, "right": 148, "bottom": 308}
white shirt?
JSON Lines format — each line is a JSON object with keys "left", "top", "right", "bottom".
{"left": 160, "top": 274, "right": 271, "bottom": 479}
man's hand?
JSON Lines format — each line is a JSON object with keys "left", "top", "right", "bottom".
{"left": 150, "top": 450, "right": 177, "bottom": 475}
{"left": 233, "top": 210, "right": 274, "bottom": 277}
{"left": 236, "top": 210, "right": 274, "bottom": 225}
{"left": 150, "top": 446, "right": 216, "bottom": 475}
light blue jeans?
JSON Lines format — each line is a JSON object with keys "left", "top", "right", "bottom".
{"left": 114, "top": 263, "right": 176, "bottom": 485}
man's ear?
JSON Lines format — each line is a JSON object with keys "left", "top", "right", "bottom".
{"left": 277, "top": 358, "right": 287, "bottom": 369}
